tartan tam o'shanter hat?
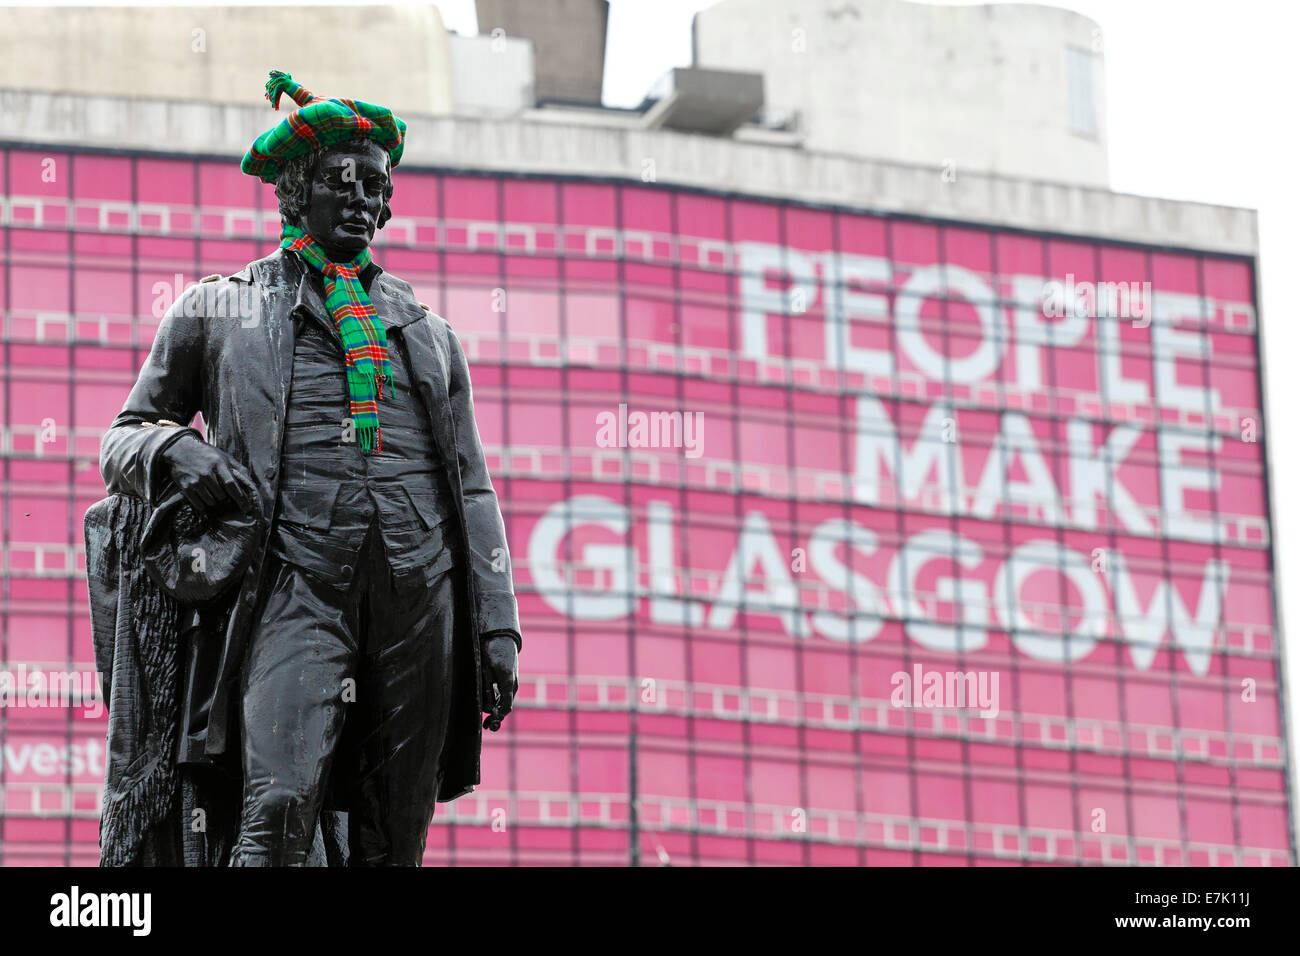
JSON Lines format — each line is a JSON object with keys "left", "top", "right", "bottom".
{"left": 240, "top": 70, "right": 407, "bottom": 184}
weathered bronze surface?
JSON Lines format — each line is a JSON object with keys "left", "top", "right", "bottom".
{"left": 89, "top": 138, "right": 521, "bottom": 866}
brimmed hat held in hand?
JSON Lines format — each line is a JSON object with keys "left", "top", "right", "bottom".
{"left": 141, "top": 475, "right": 263, "bottom": 604}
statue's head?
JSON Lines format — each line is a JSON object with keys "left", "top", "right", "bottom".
{"left": 274, "top": 138, "right": 394, "bottom": 261}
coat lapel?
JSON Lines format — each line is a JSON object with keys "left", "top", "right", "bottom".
{"left": 293, "top": 269, "right": 337, "bottom": 343}
{"left": 396, "top": 299, "right": 456, "bottom": 470}
{"left": 370, "top": 274, "right": 431, "bottom": 332}
{"left": 273, "top": 275, "right": 298, "bottom": 431}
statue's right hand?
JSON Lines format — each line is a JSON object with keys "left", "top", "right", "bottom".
{"left": 161, "top": 433, "right": 258, "bottom": 516}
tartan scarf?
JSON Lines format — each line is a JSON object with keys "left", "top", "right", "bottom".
{"left": 280, "top": 224, "right": 392, "bottom": 454}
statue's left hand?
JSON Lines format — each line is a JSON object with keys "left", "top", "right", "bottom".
{"left": 480, "top": 632, "right": 519, "bottom": 732}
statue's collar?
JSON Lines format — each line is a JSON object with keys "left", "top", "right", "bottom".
{"left": 284, "top": 245, "right": 380, "bottom": 293}
{"left": 283, "top": 248, "right": 425, "bottom": 331}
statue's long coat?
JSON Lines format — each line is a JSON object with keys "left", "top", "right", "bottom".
{"left": 98, "top": 248, "right": 520, "bottom": 806}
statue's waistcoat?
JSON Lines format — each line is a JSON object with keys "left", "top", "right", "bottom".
{"left": 272, "top": 294, "right": 455, "bottom": 590}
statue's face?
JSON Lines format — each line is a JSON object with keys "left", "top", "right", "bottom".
{"left": 301, "top": 141, "right": 389, "bottom": 261}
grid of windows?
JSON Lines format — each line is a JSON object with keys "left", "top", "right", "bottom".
{"left": 0, "top": 145, "right": 1290, "bottom": 866}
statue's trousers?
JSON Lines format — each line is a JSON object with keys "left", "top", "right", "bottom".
{"left": 229, "top": 515, "right": 455, "bottom": 866}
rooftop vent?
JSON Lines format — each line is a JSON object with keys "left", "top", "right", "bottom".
{"left": 641, "top": 66, "right": 765, "bottom": 136}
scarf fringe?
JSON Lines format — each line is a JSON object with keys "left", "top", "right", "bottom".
{"left": 265, "top": 70, "right": 320, "bottom": 111}
{"left": 98, "top": 493, "right": 181, "bottom": 867}
{"left": 356, "top": 424, "right": 381, "bottom": 455}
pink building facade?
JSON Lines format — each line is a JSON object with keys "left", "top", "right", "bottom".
{"left": 0, "top": 144, "right": 1291, "bottom": 865}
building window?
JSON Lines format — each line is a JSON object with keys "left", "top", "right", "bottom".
{"left": 1066, "top": 46, "right": 1098, "bottom": 139}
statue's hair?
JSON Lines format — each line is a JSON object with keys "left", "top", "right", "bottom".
{"left": 274, "top": 137, "right": 394, "bottom": 229}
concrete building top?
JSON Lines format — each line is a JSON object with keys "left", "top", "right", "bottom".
{"left": 475, "top": 0, "right": 609, "bottom": 106}
{"left": 0, "top": 4, "right": 455, "bottom": 116}
{"left": 0, "top": 88, "right": 1257, "bottom": 257}
{"left": 695, "top": 0, "right": 1111, "bottom": 188}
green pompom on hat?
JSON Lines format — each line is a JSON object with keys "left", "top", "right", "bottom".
{"left": 240, "top": 70, "right": 407, "bottom": 184}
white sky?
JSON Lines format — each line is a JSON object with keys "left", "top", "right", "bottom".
{"left": 12, "top": 0, "right": 1299, "bottom": 841}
